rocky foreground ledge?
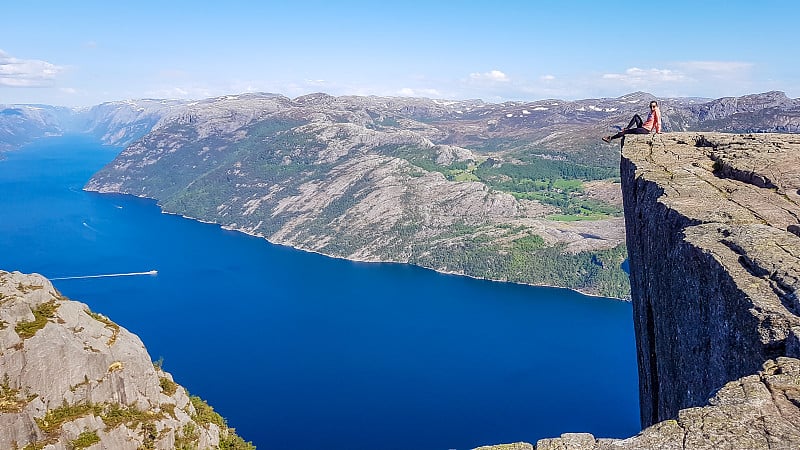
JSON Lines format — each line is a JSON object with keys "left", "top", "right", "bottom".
{"left": 0, "top": 270, "right": 252, "bottom": 449}
{"left": 480, "top": 133, "right": 800, "bottom": 449}
{"left": 478, "top": 357, "right": 800, "bottom": 449}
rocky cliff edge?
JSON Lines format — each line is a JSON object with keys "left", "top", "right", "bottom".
{"left": 0, "top": 270, "right": 252, "bottom": 449}
{"left": 622, "top": 133, "right": 800, "bottom": 428}
{"left": 479, "top": 132, "right": 800, "bottom": 449}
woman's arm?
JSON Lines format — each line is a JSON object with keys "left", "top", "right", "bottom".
{"left": 654, "top": 107, "right": 662, "bottom": 133}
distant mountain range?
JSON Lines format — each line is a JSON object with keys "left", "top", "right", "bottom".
{"left": 3, "top": 90, "right": 799, "bottom": 153}
{"left": 0, "top": 99, "right": 184, "bottom": 152}
{"left": 3, "top": 91, "right": 798, "bottom": 298}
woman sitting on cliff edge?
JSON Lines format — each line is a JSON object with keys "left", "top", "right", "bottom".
{"left": 603, "top": 100, "right": 661, "bottom": 143}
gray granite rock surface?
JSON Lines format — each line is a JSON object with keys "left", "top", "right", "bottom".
{"left": 0, "top": 270, "right": 238, "bottom": 449}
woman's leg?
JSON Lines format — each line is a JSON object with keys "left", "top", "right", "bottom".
{"left": 605, "top": 126, "right": 649, "bottom": 142}
{"left": 607, "top": 131, "right": 624, "bottom": 141}
{"left": 624, "top": 114, "right": 643, "bottom": 130}
{"left": 605, "top": 114, "right": 646, "bottom": 142}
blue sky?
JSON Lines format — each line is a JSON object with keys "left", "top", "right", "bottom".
{"left": 2, "top": 0, "right": 797, "bottom": 106}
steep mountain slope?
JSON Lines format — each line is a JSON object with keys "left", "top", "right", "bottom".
{"left": 83, "top": 91, "right": 800, "bottom": 299}
{"left": 86, "top": 93, "right": 630, "bottom": 297}
{"left": 5, "top": 91, "right": 797, "bottom": 298}
{"left": 75, "top": 99, "right": 188, "bottom": 147}
{"left": 0, "top": 105, "right": 69, "bottom": 151}
{"left": 0, "top": 99, "right": 187, "bottom": 151}
{"left": 0, "top": 270, "right": 253, "bottom": 449}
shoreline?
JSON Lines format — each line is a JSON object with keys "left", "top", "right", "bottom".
{"left": 83, "top": 187, "right": 629, "bottom": 302}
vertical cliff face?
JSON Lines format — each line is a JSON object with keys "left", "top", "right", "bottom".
{"left": 620, "top": 132, "right": 800, "bottom": 427}
{"left": 480, "top": 132, "right": 800, "bottom": 450}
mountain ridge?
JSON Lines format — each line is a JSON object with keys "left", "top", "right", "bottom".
{"left": 78, "top": 91, "right": 798, "bottom": 298}
{"left": 84, "top": 92, "right": 633, "bottom": 298}
{"left": 5, "top": 91, "right": 799, "bottom": 297}
{"left": 3, "top": 90, "right": 798, "bottom": 152}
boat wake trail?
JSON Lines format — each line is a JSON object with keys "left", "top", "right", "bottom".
{"left": 50, "top": 270, "right": 158, "bottom": 281}
{"left": 82, "top": 221, "right": 99, "bottom": 233}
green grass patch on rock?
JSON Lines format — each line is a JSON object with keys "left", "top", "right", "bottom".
{"left": 85, "top": 309, "right": 121, "bottom": 346}
{"left": 15, "top": 300, "right": 60, "bottom": 340}
{"left": 0, "top": 374, "right": 37, "bottom": 413}
{"left": 546, "top": 213, "right": 615, "bottom": 222}
{"left": 36, "top": 401, "right": 103, "bottom": 435}
{"left": 189, "top": 395, "right": 256, "bottom": 449}
{"left": 159, "top": 377, "right": 178, "bottom": 396}
{"left": 70, "top": 431, "right": 100, "bottom": 450}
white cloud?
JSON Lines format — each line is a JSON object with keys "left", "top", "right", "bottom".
{"left": 469, "top": 70, "right": 510, "bottom": 83}
{"left": 0, "top": 49, "right": 63, "bottom": 87}
{"left": 602, "top": 67, "right": 688, "bottom": 84}
{"left": 144, "top": 86, "right": 212, "bottom": 99}
{"left": 397, "top": 87, "right": 442, "bottom": 98}
{"left": 598, "top": 61, "right": 760, "bottom": 98}
{"left": 677, "top": 61, "right": 753, "bottom": 73}
{"left": 540, "top": 75, "right": 556, "bottom": 81}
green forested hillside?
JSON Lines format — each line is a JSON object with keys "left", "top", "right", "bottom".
{"left": 87, "top": 95, "right": 631, "bottom": 298}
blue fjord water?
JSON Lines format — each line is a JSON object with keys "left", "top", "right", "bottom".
{"left": 0, "top": 135, "right": 640, "bottom": 450}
